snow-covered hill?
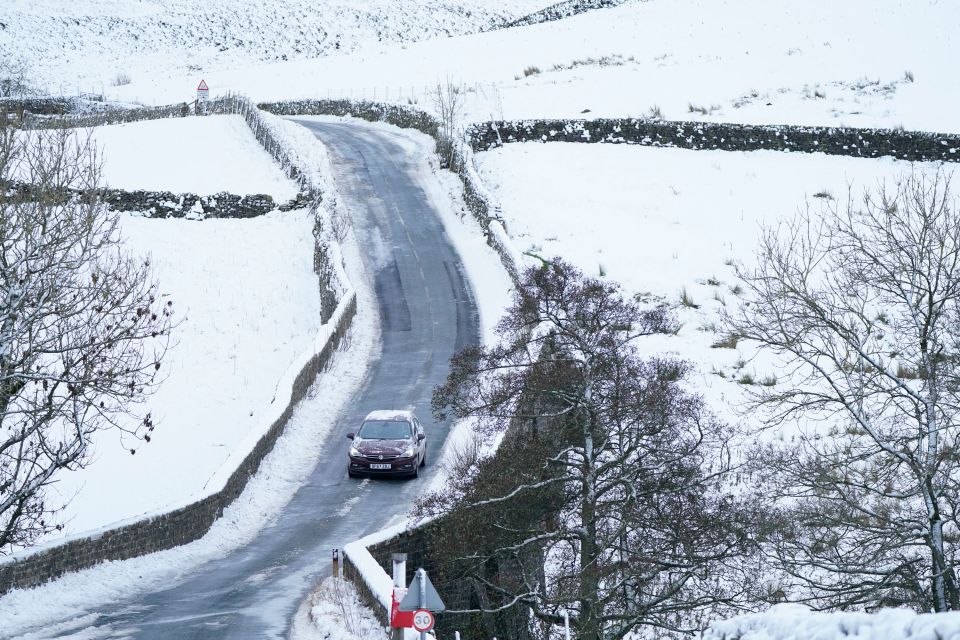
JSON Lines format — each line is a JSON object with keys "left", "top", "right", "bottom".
{"left": 0, "top": 0, "right": 555, "bottom": 95}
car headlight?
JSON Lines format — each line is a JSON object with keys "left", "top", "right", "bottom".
{"left": 401, "top": 445, "right": 415, "bottom": 458}
{"left": 349, "top": 445, "right": 361, "bottom": 457}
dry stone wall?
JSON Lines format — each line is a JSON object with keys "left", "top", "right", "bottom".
{"left": 467, "top": 118, "right": 960, "bottom": 162}
{"left": 505, "top": 0, "right": 630, "bottom": 28}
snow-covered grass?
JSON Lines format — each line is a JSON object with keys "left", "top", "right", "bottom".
{"left": 0, "top": 0, "right": 553, "bottom": 95}
{"left": 91, "top": 115, "right": 299, "bottom": 199}
{"left": 82, "top": 0, "right": 959, "bottom": 134}
{"left": 6, "top": 110, "right": 349, "bottom": 546}
{"left": 473, "top": 142, "right": 946, "bottom": 423}
{"left": 302, "top": 576, "right": 389, "bottom": 640}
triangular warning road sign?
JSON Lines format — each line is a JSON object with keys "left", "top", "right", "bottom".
{"left": 197, "top": 79, "right": 209, "bottom": 91}
{"left": 399, "top": 568, "right": 446, "bottom": 612}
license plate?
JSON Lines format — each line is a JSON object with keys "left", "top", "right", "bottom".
{"left": 370, "top": 463, "right": 391, "bottom": 470}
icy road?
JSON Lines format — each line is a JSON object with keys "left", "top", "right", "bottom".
{"left": 7, "top": 121, "right": 479, "bottom": 639}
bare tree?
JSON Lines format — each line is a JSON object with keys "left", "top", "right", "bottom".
{"left": 426, "top": 260, "right": 758, "bottom": 640}
{"left": 726, "top": 168, "right": 960, "bottom": 611}
{"left": 0, "top": 123, "right": 174, "bottom": 552}
{"left": 430, "top": 76, "right": 464, "bottom": 171}
{"left": 0, "top": 56, "right": 34, "bottom": 99}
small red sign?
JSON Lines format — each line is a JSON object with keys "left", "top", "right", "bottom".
{"left": 391, "top": 588, "right": 415, "bottom": 628}
{"left": 197, "top": 79, "right": 209, "bottom": 91}
{"left": 412, "top": 609, "right": 435, "bottom": 632}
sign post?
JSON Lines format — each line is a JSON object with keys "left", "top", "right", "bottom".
{"left": 196, "top": 79, "right": 209, "bottom": 114}
{"left": 399, "top": 568, "right": 445, "bottom": 640}
{"left": 390, "top": 554, "right": 412, "bottom": 639}
{"left": 412, "top": 609, "right": 435, "bottom": 633}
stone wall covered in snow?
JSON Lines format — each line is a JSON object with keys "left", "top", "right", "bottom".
{"left": 3, "top": 180, "right": 307, "bottom": 219}
{"left": 467, "top": 118, "right": 960, "bottom": 162}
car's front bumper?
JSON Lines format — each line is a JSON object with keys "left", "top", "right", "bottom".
{"left": 348, "top": 455, "right": 418, "bottom": 476}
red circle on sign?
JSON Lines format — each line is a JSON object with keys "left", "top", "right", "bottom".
{"left": 412, "top": 609, "right": 435, "bottom": 632}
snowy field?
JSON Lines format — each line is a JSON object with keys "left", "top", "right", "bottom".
{"left": 83, "top": 0, "right": 960, "bottom": 134}
{"left": 91, "top": 115, "right": 299, "bottom": 199}
{"left": 0, "top": 0, "right": 553, "bottom": 95}
{"left": 44, "top": 210, "right": 322, "bottom": 539}
{"left": 473, "top": 142, "right": 942, "bottom": 423}
{"left": 9, "top": 114, "right": 323, "bottom": 546}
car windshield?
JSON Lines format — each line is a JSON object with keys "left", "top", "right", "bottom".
{"left": 357, "top": 420, "right": 412, "bottom": 440}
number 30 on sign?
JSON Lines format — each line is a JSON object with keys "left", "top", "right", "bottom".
{"left": 412, "top": 609, "right": 435, "bottom": 632}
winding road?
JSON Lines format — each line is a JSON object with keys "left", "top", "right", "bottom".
{"left": 9, "top": 120, "right": 480, "bottom": 638}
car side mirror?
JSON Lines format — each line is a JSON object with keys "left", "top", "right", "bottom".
{"left": 346, "top": 432, "right": 355, "bottom": 440}
{"left": 417, "top": 433, "right": 425, "bottom": 441}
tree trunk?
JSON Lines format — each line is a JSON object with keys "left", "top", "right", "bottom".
{"left": 579, "top": 407, "right": 601, "bottom": 640}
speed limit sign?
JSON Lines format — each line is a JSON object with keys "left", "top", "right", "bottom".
{"left": 412, "top": 609, "right": 435, "bottom": 632}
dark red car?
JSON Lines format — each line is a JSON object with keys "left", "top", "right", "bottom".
{"left": 347, "top": 410, "right": 427, "bottom": 478}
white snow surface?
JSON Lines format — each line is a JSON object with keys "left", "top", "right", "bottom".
{"left": 474, "top": 142, "right": 946, "bottom": 426}
{"left": 300, "top": 576, "right": 389, "bottom": 640}
{"left": 91, "top": 115, "right": 300, "bottom": 199}
{"left": 0, "top": 0, "right": 553, "bottom": 95}
{"left": 3, "top": 112, "right": 341, "bottom": 549}
{"left": 700, "top": 604, "right": 960, "bottom": 640}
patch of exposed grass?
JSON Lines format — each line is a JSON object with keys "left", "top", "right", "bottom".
{"left": 711, "top": 333, "right": 740, "bottom": 349}
{"left": 680, "top": 287, "right": 698, "bottom": 309}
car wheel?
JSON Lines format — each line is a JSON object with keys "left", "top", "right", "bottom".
{"left": 410, "top": 462, "right": 419, "bottom": 479}
{"left": 420, "top": 446, "right": 426, "bottom": 467}
{"left": 348, "top": 469, "right": 360, "bottom": 479}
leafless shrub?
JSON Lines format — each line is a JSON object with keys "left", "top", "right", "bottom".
{"left": 645, "top": 104, "right": 664, "bottom": 120}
